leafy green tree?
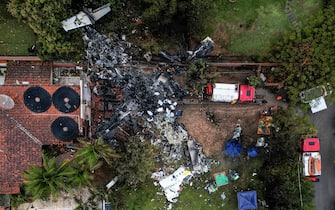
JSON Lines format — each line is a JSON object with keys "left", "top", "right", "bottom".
{"left": 7, "top": 0, "right": 83, "bottom": 59}
{"left": 258, "top": 108, "right": 316, "bottom": 209}
{"left": 179, "top": 0, "right": 215, "bottom": 37}
{"left": 113, "top": 136, "right": 155, "bottom": 186}
{"left": 140, "top": 0, "right": 178, "bottom": 27}
{"left": 247, "top": 75, "right": 261, "bottom": 87}
{"left": 268, "top": 7, "right": 335, "bottom": 104}
{"left": 73, "top": 137, "right": 120, "bottom": 172}
{"left": 23, "top": 154, "right": 77, "bottom": 200}
{"left": 131, "top": 0, "right": 215, "bottom": 37}
{"left": 184, "top": 59, "right": 219, "bottom": 97}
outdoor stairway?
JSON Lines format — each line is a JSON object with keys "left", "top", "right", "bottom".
{"left": 285, "top": 0, "right": 299, "bottom": 29}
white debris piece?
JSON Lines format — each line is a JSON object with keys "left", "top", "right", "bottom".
{"left": 157, "top": 107, "right": 164, "bottom": 112}
{"left": 159, "top": 166, "right": 193, "bottom": 203}
{"left": 62, "top": 4, "right": 111, "bottom": 32}
{"left": 232, "top": 124, "right": 242, "bottom": 140}
{"left": 106, "top": 176, "right": 118, "bottom": 189}
{"left": 151, "top": 171, "right": 164, "bottom": 180}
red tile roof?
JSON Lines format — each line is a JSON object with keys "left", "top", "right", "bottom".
{"left": 5, "top": 61, "right": 53, "bottom": 86}
{"left": 0, "top": 61, "right": 82, "bottom": 194}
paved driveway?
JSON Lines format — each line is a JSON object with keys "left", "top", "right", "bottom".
{"left": 310, "top": 103, "right": 335, "bottom": 210}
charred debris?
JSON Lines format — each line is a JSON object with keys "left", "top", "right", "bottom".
{"left": 83, "top": 27, "right": 213, "bottom": 180}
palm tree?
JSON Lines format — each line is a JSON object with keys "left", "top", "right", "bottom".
{"left": 23, "top": 154, "right": 77, "bottom": 200}
{"left": 73, "top": 137, "right": 120, "bottom": 171}
{"left": 68, "top": 170, "right": 92, "bottom": 189}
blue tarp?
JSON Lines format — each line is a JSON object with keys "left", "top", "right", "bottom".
{"left": 247, "top": 147, "right": 259, "bottom": 157}
{"left": 176, "top": 110, "right": 183, "bottom": 116}
{"left": 225, "top": 140, "right": 242, "bottom": 158}
{"left": 237, "top": 191, "right": 258, "bottom": 210}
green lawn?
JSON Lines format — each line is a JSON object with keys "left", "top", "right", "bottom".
{"left": 120, "top": 181, "right": 166, "bottom": 210}
{"left": 119, "top": 156, "right": 265, "bottom": 210}
{"left": 0, "top": 3, "right": 36, "bottom": 56}
{"left": 213, "top": 0, "right": 322, "bottom": 58}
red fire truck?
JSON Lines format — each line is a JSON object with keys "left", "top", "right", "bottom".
{"left": 301, "top": 137, "right": 321, "bottom": 182}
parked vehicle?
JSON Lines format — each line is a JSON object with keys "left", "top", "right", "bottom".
{"left": 203, "top": 83, "right": 256, "bottom": 103}
{"left": 301, "top": 137, "right": 321, "bottom": 182}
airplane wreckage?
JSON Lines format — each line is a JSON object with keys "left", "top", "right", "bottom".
{"left": 62, "top": 4, "right": 111, "bottom": 32}
{"left": 82, "top": 27, "right": 215, "bottom": 203}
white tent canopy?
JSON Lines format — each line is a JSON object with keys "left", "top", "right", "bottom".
{"left": 309, "top": 96, "right": 327, "bottom": 113}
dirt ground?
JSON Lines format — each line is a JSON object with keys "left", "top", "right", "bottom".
{"left": 177, "top": 103, "right": 268, "bottom": 159}
{"left": 174, "top": 70, "right": 287, "bottom": 160}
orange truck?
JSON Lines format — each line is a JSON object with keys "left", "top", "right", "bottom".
{"left": 301, "top": 138, "right": 321, "bottom": 182}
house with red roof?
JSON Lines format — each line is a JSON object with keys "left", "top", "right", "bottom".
{"left": 0, "top": 58, "right": 89, "bottom": 194}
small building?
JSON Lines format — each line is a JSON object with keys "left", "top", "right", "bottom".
{"left": 212, "top": 83, "right": 239, "bottom": 102}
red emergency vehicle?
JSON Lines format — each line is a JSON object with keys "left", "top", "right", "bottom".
{"left": 301, "top": 138, "right": 321, "bottom": 182}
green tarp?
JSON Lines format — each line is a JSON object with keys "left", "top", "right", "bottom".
{"left": 214, "top": 172, "right": 228, "bottom": 186}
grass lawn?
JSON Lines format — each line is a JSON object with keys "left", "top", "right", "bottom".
{"left": 120, "top": 156, "right": 265, "bottom": 210}
{"left": 212, "top": 0, "right": 322, "bottom": 58}
{"left": 120, "top": 181, "right": 166, "bottom": 210}
{"left": 0, "top": 3, "right": 36, "bottom": 56}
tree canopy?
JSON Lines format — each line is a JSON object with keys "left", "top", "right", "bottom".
{"left": 258, "top": 108, "right": 316, "bottom": 209}
{"left": 6, "top": 0, "right": 216, "bottom": 58}
{"left": 73, "top": 137, "right": 120, "bottom": 172}
{"left": 23, "top": 154, "right": 78, "bottom": 200}
{"left": 112, "top": 136, "right": 155, "bottom": 187}
{"left": 129, "top": 0, "right": 215, "bottom": 39}
{"left": 268, "top": 6, "right": 335, "bottom": 103}
{"left": 7, "top": 0, "right": 84, "bottom": 59}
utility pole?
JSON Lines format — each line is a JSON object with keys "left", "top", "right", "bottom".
{"left": 298, "top": 156, "right": 303, "bottom": 209}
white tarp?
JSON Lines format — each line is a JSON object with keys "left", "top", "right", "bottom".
{"left": 212, "top": 83, "right": 239, "bottom": 102}
{"left": 309, "top": 96, "right": 327, "bottom": 113}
